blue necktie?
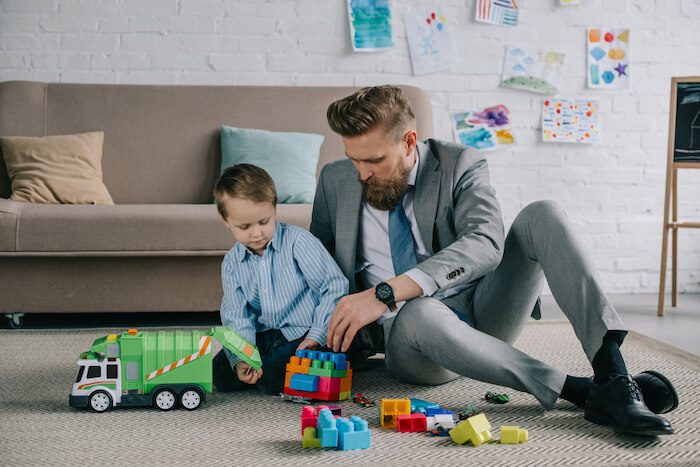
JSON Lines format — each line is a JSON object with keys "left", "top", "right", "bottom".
{"left": 388, "top": 200, "right": 417, "bottom": 275}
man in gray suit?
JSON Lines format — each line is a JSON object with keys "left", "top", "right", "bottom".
{"left": 311, "top": 85, "right": 677, "bottom": 436}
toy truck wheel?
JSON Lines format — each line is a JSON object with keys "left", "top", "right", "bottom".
{"left": 89, "top": 391, "right": 113, "bottom": 413}
{"left": 154, "top": 389, "right": 176, "bottom": 411}
{"left": 179, "top": 389, "right": 202, "bottom": 410}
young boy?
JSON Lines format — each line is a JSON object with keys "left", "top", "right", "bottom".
{"left": 211, "top": 163, "right": 348, "bottom": 395}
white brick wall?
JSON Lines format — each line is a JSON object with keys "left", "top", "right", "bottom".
{"left": 0, "top": 0, "right": 698, "bottom": 294}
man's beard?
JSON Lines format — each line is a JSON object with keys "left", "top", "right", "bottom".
{"left": 361, "top": 161, "right": 412, "bottom": 210}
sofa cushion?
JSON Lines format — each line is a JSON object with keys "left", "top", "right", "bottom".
{"left": 220, "top": 126, "right": 323, "bottom": 204}
{"left": 0, "top": 198, "right": 21, "bottom": 251}
{"left": 0, "top": 131, "right": 114, "bottom": 205}
{"left": 6, "top": 203, "right": 312, "bottom": 254}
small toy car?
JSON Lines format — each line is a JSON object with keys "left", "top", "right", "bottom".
{"left": 485, "top": 391, "right": 509, "bottom": 404}
{"left": 352, "top": 392, "right": 375, "bottom": 407}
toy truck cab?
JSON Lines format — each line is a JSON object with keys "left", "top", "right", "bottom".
{"left": 69, "top": 327, "right": 261, "bottom": 413}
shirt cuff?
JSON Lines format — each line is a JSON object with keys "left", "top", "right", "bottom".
{"left": 305, "top": 327, "right": 326, "bottom": 347}
{"left": 404, "top": 267, "right": 439, "bottom": 297}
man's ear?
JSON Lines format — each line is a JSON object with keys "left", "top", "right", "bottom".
{"left": 405, "top": 129, "right": 418, "bottom": 154}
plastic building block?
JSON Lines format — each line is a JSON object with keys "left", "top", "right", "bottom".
{"left": 500, "top": 426, "right": 528, "bottom": 444}
{"left": 302, "top": 427, "right": 321, "bottom": 448}
{"left": 449, "top": 413, "right": 493, "bottom": 446}
{"left": 327, "top": 404, "right": 342, "bottom": 416}
{"left": 397, "top": 413, "right": 427, "bottom": 432}
{"left": 286, "top": 355, "right": 311, "bottom": 375}
{"left": 485, "top": 391, "right": 509, "bottom": 404}
{"left": 318, "top": 376, "right": 341, "bottom": 393}
{"left": 329, "top": 353, "right": 348, "bottom": 370}
{"left": 301, "top": 405, "right": 317, "bottom": 434}
{"left": 380, "top": 398, "right": 411, "bottom": 429}
{"left": 290, "top": 374, "right": 319, "bottom": 392}
{"left": 284, "top": 387, "right": 338, "bottom": 401}
{"left": 433, "top": 413, "right": 456, "bottom": 429}
{"left": 338, "top": 391, "right": 350, "bottom": 401}
{"left": 337, "top": 416, "right": 371, "bottom": 451}
{"left": 340, "top": 370, "right": 353, "bottom": 392}
{"left": 425, "top": 408, "right": 453, "bottom": 417}
{"left": 410, "top": 398, "right": 440, "bottom": 414}
{"left": 317, "top": 409, "right": 339, "bottom": 448}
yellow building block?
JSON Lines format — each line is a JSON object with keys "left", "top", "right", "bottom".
{"left": 302, "top": 427, "right": 321, "bottom": 448}
{"left": 339, "top": 391, "right": 351, "bottom": 401}
{"left": 449, "top": 413, "right": 492, "bottom": 446}
{"left": 380, "top": 398, "right": 411, "bottom": 429}
{"left": 500, "top": 426, "right": 528, "bottom": 444}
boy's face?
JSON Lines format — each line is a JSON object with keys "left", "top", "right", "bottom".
{"left": 221, "top": 197, "right": 276, "bottom": 256}
{"left": 342, "top": 125, "right": 417, "bottom": 210}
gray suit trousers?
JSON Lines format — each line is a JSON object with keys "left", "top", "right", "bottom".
{"left": 383, "top": 200, "right": 627, "bottom": 409}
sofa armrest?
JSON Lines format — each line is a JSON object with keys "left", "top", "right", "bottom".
{"left": 0, "top": 198, "right": 21, "bottom": 252}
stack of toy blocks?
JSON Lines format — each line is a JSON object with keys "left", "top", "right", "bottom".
{"left": 284, "top": 350, "right": 352, "bottom": 401}
{"left": 449, "top": 413, "right": 492, "bottom": 446}
{"left": 381, "top": 398, "right": 456, "bottom": 433}
{"left": 301, "top": 406, "right": 370, "bottom": 451}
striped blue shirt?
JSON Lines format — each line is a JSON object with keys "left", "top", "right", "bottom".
{"left": 220, "top": 222, "right": 348, "bottom": 366}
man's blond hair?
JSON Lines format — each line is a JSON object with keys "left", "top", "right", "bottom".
{"left": 326, "top": 85, "right": 415, "bottom": 141}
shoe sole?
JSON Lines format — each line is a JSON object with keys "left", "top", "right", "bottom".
{"left": 584, "top": 409, "right": 674, "bottom": 436}
{"left": 641, "top": 370, "right": 679, "bottom": 414}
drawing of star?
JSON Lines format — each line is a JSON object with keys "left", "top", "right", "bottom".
{"left": 614, "top": 63, "right": 628, "bottom": 77}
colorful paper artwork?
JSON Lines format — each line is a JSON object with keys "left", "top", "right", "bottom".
{"left": 347, "top": 0, "right": 393, "bottom": 52}
{"left": 542, "top": 99, "right": 600, "bottom": 143}
{"left": 452, "top": 105, "right": 516, "bottom": 151}
{"left": 587, "top": 28, "right": 629, "bottom": 89}
{"left": 475, "top": 0, "right": 523, "bottom": 27}
{"left": 501, "top": 45, "right": 565, "bottom": 94}
{"left": 404, "top": 11, "right": 451, "bottom": 75}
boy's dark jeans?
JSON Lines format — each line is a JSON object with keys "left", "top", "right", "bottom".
{"left": 213, "top": 329, "right": 304, "bottom": 395}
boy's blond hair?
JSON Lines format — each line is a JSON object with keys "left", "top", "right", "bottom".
{"left": 326, "top": 85, "right": 416, "bottom": 141}
{"left": 214, "top": 164, "right": 277, "bottom": 218}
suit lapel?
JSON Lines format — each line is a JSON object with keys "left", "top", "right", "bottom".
{"left": 413, "top": 141, "right": 441, "bottom": 255}
{"left": 336, "top": 171, "right": 363, "bottom": 284}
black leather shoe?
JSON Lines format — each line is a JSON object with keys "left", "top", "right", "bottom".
{"left": 633, "top": 370, "right": 679, "bottom": 415}
{"left": 584, "top": 374, "right": 674, "bottom": 436}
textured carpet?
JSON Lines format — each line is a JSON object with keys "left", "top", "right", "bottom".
{"left": 1, "top": 321, "right": 699, "bottom": 466}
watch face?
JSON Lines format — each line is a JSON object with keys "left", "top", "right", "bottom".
{"left": 376, "top": 283, "right": 392, "bottom": 301}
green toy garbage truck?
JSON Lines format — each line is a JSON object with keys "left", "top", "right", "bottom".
{"left": 69, "top": 326, "right": 261, "bottom": 413}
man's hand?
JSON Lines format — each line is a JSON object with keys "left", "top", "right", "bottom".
{"left": 327, "top": 288, "right": 387, "bottom": 353}
{"left": 297, "top": 338, "right": 320, "bottom": 351}
{"left": 235, "top": 361, "right": 263, "bottom": 385}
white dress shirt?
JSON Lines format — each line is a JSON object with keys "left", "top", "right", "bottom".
{"left": 356, "top": 151, "right": 441, "bottom": 323}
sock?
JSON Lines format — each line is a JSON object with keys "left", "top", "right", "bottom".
{"left": 560, "top": 375, "right": 591, "bottom": 407}
{"left": 591, "top": 330, "right": 628, "bottom": 384}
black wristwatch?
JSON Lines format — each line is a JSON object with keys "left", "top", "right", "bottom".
{"left": 375, "top": 282, "right": 397, "bottom": 311}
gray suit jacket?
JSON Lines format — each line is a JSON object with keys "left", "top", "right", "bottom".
{"left": 310, "top": 139, "right": 509, "bottom": 321}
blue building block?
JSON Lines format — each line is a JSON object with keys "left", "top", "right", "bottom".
{"left": 425, "top": 408, "right": 453, "bottom": 417}
{"left": 290, "top": 373, "right": 319, "bottom": 392}
{"left": 410, "top": 398, "right": 440, "bottom": 414}
{"left": 316, "top": 408, "right": 338, "bottom": 448}
{"left": 317, "top": 351, "right": 330, "bottom": 361}
{"left": 329, "top": 353, "right": 348, "bottom": 370}
{"left": 337, "top": 416, "right": 371, "bottom": 451}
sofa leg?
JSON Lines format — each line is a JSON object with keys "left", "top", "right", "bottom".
{"left": 4, "top": 313, "right": 25, "bottom": 329}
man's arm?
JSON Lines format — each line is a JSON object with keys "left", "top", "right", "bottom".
{"left": 416, "top": 149, "right": 505, "bottom": 292}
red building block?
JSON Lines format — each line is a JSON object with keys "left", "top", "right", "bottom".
{"left": 318, "top": 376, "right": 341, "bottom": 393}
{"left": 301, "top": 405, "right": 317, "bottom": 434}
{"left": 397, "top": 413, "right": 428, "bottom": 432}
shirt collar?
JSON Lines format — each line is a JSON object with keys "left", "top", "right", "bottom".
{"left": 232, "top": 221, "right": 283, "bottom": 262}
{"left": 407, "top": 148, "right": 419, "bottom": 187}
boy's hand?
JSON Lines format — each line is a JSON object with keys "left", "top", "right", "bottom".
{"left": 235, "top": 361, "right": 263, "bottom": 385}
{"left": 297, "top": 338, "right": 320, "bottom": 351}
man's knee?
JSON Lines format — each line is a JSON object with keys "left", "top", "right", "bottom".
{"left": 513, "top": 199, "right": 568, "bottom": 234}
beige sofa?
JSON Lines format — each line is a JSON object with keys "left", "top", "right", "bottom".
{"left": 0, "top": 81, "right": 433, "bottom": 328}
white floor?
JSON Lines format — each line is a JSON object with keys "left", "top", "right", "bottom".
{"left": 539, "top": 293, "right": 700, "bottom": 356}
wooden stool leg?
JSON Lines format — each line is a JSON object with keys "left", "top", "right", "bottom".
{"left": 671, "top": 168, "right": 678, "bottom": 307}
{"left": 658, "top": 161, "right": 674, "bottom": 316}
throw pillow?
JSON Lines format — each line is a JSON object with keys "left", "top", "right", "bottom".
{"left": 220, "top": 126, "right": 324, "bottom": 204}
{"left": 0, "top": 131, "right": 113, "bottom": 205}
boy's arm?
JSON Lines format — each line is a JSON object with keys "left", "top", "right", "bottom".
{"left": 220, "top": 257, "right": 257, "bottom": 367}
{"left": 293, "top": 231, "right": 349, "bottom": 347}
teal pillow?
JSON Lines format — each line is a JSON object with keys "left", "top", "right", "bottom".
{"left": 220, "top": 126, "right": 324, "bottom": 204}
